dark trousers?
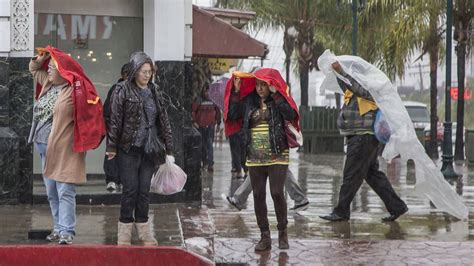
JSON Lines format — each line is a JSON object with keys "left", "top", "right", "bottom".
{"left": 334, "top": 134, "right": 407, "bottom": 219}
{"left": 229, "top": 131, "right": 247, "bottom": 172}
{"left": 199, "top": 126, "right": 215, "bottom": 167}
{"left": 103, "top": 156, "right": 120, "bottom": 185}
{"left": 117, "top": 148, "right": 154, "bottom": 223}
{"left": 249, "top": 165, "right": 288, "bottom": 232}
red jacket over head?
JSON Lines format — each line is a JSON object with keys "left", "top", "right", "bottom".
{"left": 36, "top": 45, "right": 105, "bottom": 152}
{"left": 223, "top": 69, "right": 300, "bottom": 136}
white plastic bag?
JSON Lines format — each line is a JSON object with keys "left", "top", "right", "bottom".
{"left": 150, "top": 155, "right": 187, "bottom": 195}
{"left": 317, "top": 49, "right": 468, "bottom": 220}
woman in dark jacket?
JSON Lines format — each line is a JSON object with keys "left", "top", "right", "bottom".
{"left": 106, "top": 52, "right": 173, "bottom": 246}
{"left": 228, "top": 68, "right": 297, "bottom": 251}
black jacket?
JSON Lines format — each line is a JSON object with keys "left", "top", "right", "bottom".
{"left": 106, "top": 52, "right": 172, "bottom": 155}
{"left": 103, "top": 78, "right": 124, "bottom": 125}
{"left": 106, "top": 81, "right": 173, "bottom": 155}
{"left": 228, "top": 91, "right": 297, "bottom": 155}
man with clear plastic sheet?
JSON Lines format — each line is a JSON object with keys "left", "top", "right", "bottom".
{"left": 318, "top": 50, "right": 468, "bottom": 221}
{"left": 319, "top": 61, "right": 408, "bottom": 222}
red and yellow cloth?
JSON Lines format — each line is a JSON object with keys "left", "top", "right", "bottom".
{"left": 343, "top": 90, "right": 378, "bottom": 116}
{"left": 223, "top": 68, "right": 300, "bottom": 136}
{"left": 35, "top": 45, "right": 105, "bottom": 152}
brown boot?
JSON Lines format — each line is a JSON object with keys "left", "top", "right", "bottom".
{"left": 135, "top": 221, "right": 158, "bottom": 246}
{"left": 278, "top": 229, "right": 289, "bottom": 249}
{"left": 255, "top": 231, "right": 271, "bottom": 252}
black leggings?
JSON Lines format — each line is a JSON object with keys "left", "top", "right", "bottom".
{"left": 249, "top": 164, "right": 288, "bottom": 232}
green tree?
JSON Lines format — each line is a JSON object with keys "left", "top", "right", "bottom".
{"left": 362, "top": 0, "right": 445, "bottom": 159}
{"left": 216, "top": 0, "right": 330, "bottom": 107}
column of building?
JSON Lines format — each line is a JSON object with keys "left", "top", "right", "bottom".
{"left": 0, "top": 0, "right": 34, "bottom": 203}
{"left": 144, "top": 0, "right": 202, "bottom": 202}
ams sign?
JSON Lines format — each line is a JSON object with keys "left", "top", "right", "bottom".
{"left": 34, "top": 14, "right": 113, "bottom": 40}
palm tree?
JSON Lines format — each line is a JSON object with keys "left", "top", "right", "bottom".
{"left": 283, "top": 25, "right": 297, "bottom": 86}
{"left": 192, "top": 58, "right": 212, "bottom": 102}
{"left": 362, "top": 0, "right": 445, "bottom": 159}
{"left": 453, "top": 0, "right": 473, "bottom": 161}
{"left": 216, "top": 0, "right": 295, "bottom": 84}
{"left": 216, "top": 0, "right": 323, "bottom": 106}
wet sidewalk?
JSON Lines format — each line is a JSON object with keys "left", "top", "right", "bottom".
{"left": 207, "top": 143, "right": 474, "bottom": 264}
{"left": 1, "top": 142, "right": 474, "bottom": 265}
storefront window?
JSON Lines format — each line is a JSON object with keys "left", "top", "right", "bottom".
{"left": 33, "top": 13, "right": 143, "bottom": 174}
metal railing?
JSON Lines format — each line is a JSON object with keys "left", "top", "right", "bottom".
{"left": 299, "top": 106, "right": 344, "bottom": 154}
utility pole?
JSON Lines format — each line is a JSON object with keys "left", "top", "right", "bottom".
{"left": 441, "top": 0, "right": 458, "bottom": 179}
{"left": 352, "top": 0, "right": 358, "bottom": 55}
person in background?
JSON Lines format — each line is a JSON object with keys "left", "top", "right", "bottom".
{"left": 103, "top": 63, "right": 130, "bottom": 193}
{"left": 226, "top": 169, "right": 309, "bottom": 212}
{"left": 192, "top": 86, "right": 222, "bottom": 172}
{"left": 228, "top": 129, "right": 248, "bottom": 179}
{"left": 107, "top": 52, "right": 173, "bottom": 246}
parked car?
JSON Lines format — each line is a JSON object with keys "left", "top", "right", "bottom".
{"left": 403, "top": 101, "right": 443, "bottom": 144}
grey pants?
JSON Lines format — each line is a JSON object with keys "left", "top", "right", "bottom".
{"left": 232, "top": 169, "right": 308, "bottom": 205}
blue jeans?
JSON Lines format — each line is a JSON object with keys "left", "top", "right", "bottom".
{"left": 36, "top": 143, "right": 76, "bottom": 236}
{"left": 199, "top": 126, "right": 215, "bottom": 167}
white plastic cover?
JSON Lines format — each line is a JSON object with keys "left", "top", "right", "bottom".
{"left": 317, "top": 50, "right": 468, "bottom": 220}
{"left": 150, "top": 155, "right": 187, "bottom": 195}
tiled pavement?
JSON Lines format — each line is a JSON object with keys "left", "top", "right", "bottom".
{"left": 2, "top": 142, "right": 474, "bottom": 265}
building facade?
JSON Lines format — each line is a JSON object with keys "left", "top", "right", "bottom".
{"left": 0, "top": 0, "right": 201, "bottom": 203}
{"left": 0, "top": 0, "right": 267, "bottom": 204}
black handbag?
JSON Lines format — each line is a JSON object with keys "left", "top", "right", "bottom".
{"left": 143, "top": 100, "right": 165, "bottom": 162}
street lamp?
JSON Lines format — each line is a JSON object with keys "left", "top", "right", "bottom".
{"left": 441, "top": 0, "right": 459, "bottom": 179}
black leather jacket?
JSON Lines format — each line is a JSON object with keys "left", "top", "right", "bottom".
{"left": 228, "top": 91, "right": 297, "bottom": 154}
{"left": 106, "top": 81, "right": 173, "bottom": 155}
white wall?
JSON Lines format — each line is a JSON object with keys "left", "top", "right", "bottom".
{"left": 5, "top": 0, "right": 34, "bottom": 57}
{"left": 0, "top": 0, "right": 11, "bottom": 55}
{"left": 144, "top": 0, "right": 192, "bottom": 61}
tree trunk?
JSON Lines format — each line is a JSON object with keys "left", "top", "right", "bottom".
{"left": 299, "top": 62, "right": 309, "bottom": 107}
{"left": 283, "top": 26, "right": 295, "bottom": 90}
{"left": 285, "top": 57, "right": 291, "bottom": 86}
{"left": 427, "top": 49, "right": 439, "bottom": 159}
{"left": 454, "top": 42, "right": 466, "bottom": 160}
{"left": 426, "top": 12, "right": 439, "bottom": 159}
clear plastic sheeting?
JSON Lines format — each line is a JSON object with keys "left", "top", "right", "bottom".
{"left": 317, "top": 50, "right": 468, "bottom": 220}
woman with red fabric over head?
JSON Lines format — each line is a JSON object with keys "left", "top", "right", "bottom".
{"left": 29, "top": 46, "right": 105, "bottom": 245}
{"left": 226, "top": 68, "right": 300, "bottom": 251}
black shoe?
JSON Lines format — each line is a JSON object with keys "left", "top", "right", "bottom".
{"left": 290, "top": 201, "right": 309, "bottom": 212}
{"left": 226, "top": 196, "right": 242, "bottom": 211}
{"left": 319, "top": 213, "right": 348, "bottom": 222}
{"left": 382, "top": 207, "right": 408, "bottom": 222}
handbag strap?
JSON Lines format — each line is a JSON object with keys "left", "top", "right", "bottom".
{"left": 142, "top": 88, "right": 157, "bottom": 129}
